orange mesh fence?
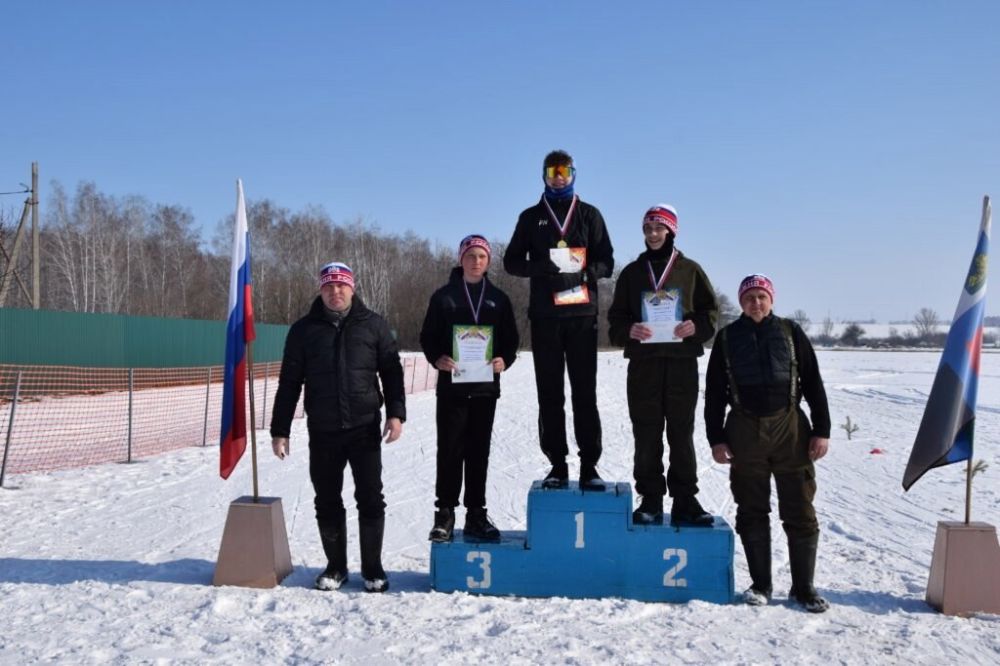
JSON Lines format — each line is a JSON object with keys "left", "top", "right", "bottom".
{"left": 0, "top": 354, "right": 436, "bottom": 477}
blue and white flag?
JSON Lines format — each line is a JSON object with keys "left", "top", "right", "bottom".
{"left": 903, "top": 196, "right": 991, "bottom": 490}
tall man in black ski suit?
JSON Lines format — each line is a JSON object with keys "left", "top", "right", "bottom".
{"left": 504, "top": 150, "right": 614, "bottom": 489}
{"left": 705, "top": 274, "right": 831, "bottom": 612}
{"left": 270, "top": 261, "right": 405, "bottom": 594}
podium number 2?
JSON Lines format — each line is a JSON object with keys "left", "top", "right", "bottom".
{"left": 574, "top": 512, "right": 585, "bottom": 549}
{"left": 663, "top": 548, "right": 688, "bottom": 587}
{"left": 466, "top": 551, "right": 492, "bottom": 589}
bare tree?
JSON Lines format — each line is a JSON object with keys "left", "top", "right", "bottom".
{"left": 715, "top": 290, "right": 739, "bottom": 329}
{"left": 820, "top": 316, "right": 834, "bottom": 338}
{"left": 789, "top": 309, "right": 811, "bottom": 332}
{"left": 913, "top": 307, "right": 941, "bottom": 340}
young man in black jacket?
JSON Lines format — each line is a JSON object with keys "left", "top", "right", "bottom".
{"left": 270, "top": 262, "right": 405, "bottom": 593}
{"left": 503, "top": 150, "right": 614, "bottom": 489}
{"left": 608, "top": 204, "right": 718, "bottom": 527}
{"left": 705, "top": 274, "right": 831, "bottom": 613}
{"left": 420, "top": 235, "right": 519, "bottom": 543}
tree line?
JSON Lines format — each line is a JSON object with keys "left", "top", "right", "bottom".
{"left": 2, "top": 180, "right": 966, "bottom": 351}
{"left": 0, "top": 181, "right": 543, "bottom": 349}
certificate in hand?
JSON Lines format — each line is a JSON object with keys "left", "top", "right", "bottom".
{"left": 640, "top": 289, "right": 681, "bottom": 343}
{"left": 452, "top": 325, "right": 494, "bottom": 383}
{"left": 549, "top": 247, "right": 587, "bottom": 273}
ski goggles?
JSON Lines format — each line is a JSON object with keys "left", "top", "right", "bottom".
{"left": 544, "top": 165, "right": 576, "bottom": 180}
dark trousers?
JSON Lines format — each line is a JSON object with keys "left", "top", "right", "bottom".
{"left": 308, "top": 422, "right": 386, "bottom": 527}
{"left": 530, "top": 315, "right": 602, "bottom": 466}
{"left": 628, "top": 356, "right": 700, "bottom": 500}
{"left": 435, "top": 395, "right": 498, "bottom": 510}
{"left": 725, "top": 407, "right": 819, "bottom": 541}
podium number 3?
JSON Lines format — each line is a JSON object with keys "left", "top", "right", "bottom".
{"left": 663, "top": 548, "right": 688, "bottom": 587}
{"left": 466, "top": 551, "right": 492, "bottom": 589}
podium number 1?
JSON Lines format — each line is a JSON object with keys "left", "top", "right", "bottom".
{"left": 574, "top": 512, "right": 585, "bottom": 549}
{"left": 663, "top": 548, "right": 688, "bottom": 587}
{"left": 466, "top": 551, "right": 492, "bottom": 589}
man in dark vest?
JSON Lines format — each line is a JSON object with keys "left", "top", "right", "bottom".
{"left": 503, "top": 150, "right": 614, "bottom": 489}
{"left": 704, "top": 274, "right": 831, "bottom": 612}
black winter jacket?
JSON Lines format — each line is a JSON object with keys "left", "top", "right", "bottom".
{"left": 503, "top": 195, "right": 614, "bottom": 320}
{"left": 269, "top": 295, "right": 405, "bottom": 437}
{"left": 419, "top": 268, "right": 520, "bottom": 398}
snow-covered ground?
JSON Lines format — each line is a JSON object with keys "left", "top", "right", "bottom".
{"left": 2, "top": 351, "right": 999, "bottom": 664}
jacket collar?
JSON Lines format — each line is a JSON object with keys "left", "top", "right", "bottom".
{"left": 308, "top": 294, "right": 370, "bottom": 321}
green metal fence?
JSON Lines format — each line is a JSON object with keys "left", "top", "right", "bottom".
{"left": 0, "top": 308, "right": 288, "bottom": 367}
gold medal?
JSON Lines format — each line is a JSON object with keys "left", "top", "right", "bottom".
{"left": 557, "top": 239, "right": 568, "bottom": 248}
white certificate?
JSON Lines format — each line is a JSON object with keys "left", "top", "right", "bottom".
{"left": 641, "top": 289, "right": 681, "bottom": 343}
{"left": 549, "top": 247, "right": 586, "bottom": 273}
{"left": 452, "top": 325, "right": 494, "bottom": 383}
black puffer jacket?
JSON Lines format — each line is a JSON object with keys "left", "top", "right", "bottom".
{"left": 419, "top": 267, "right": 520, "bottom": 399}
{"left": 269, "top": 295, "right": 405, "bottom": 437}
{"left": 503, "top": 195, "right": 614, "bottom": 320}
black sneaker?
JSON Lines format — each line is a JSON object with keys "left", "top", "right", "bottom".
{"left": 315, "top": 566, "right": 348, "bottom": 591}
{"left": 632, "top": 496, "right": 664, "bottom": 525}
{"left": 464, "top": 508, "right": 501, "bottom": 542}
{"left": 670, "top": 496, "right": 714, "bottom": 527}
{"left": 542, "top": 461, "right": 569, "bottom": 489}
{"left": 579, "top": 464, "right": 605, "bottom": 491}
{"left": 428, "top": 508, "right": 455, "bottom": 543}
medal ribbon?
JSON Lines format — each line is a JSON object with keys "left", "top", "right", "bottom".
{"left": 463, "top": 277, "right": 487, "bottom": 325}
{"left": 542, "top": 194, "right": 578, "bottom": 242}
{"left": 646, "top": 249, "right": 679, "bottom": 291}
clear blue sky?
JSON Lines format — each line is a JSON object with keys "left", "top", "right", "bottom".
{"left": 3, "top": 1, "right": 998, "bottom": 322}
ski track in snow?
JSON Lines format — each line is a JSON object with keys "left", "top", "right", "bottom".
{"left": 1, "top": 350, "right": 999, "bottom": 664}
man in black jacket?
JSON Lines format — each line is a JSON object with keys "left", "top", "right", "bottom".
{"left": 705, "top": 274, "right": 831, "bottom": 613}
{"left": 420, "top": 235, "right": 519, "bottom": 543}
{"left": 503, "top": 150, "right": 614, "bottom": 489}
{"left": 270, "top": 261, "right": 405, "bottom": 593}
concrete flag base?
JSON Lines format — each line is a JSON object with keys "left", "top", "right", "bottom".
{"left": 213, "top": 496, "right": 293, "bottom": 588}
{"left": 925, "top": 521, "right": 1000, "bottom": 616}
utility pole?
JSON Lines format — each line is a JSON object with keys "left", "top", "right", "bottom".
{"left": 31, "top": 162, "right": 39, "bottom": 309}
{"left": 0, "top": 163, "right": 40, "bottom": 308}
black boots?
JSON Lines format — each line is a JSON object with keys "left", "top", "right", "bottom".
{"left": 579, "top": 463, "right": 605, "bottom": 491}
{"left": 542, "top": 460, "right": 604, "bottom": 491}
{"left": 670, "top": 495, "right": 714, "bottom": 527}
{"left": 359, "top": 516, "right": 389, "bottom": 593}
{"left": 316, "top": 516, "right": 389, "bottom": 593}
{"left": 428, "top": 508, "right": 456, "bottom": 543}
{"left": 788, "top": 535, "right": 829, "bottom": 613}
{"left": 632, "top": 496, "right": 664, "bottom": 525}
{"left": 316, "top": 516, "right": 348, "bottom": 591}
{"left": 464, "top": 508, "right": 501, "bottom": 542}
{"left": 740, "top": 533, "right": 773, "bottom": 606}
{"left": 542, "top": 460, "right": 569, "bottom": 489}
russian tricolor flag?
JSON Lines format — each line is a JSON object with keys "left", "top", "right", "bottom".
{"left": 220, "top": 179, "right": 256, "bottom": 479}
{"left": 903, "top": 197, "right": 991, "bottom": 490}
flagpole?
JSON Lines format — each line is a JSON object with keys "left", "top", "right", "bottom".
{"left": 965, "top": 456, "right": 972, "bottom": 525}
{"left": 247, "top": 339, "right": 259, "bottom": 502}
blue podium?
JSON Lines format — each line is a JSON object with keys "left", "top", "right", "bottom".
{"left": 430, "top": 481, "right": 734, "bottom": 603}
